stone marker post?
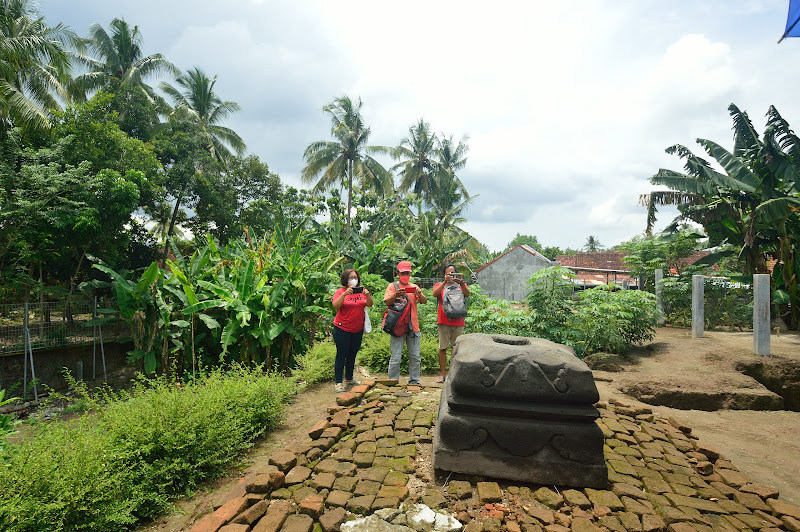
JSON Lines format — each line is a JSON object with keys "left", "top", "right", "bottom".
{"left": 692, "top": 275, "right": 704, "bottom": 338}
{"left": 753, "top": 274, "right": 770, "bottom": 356}
{"left": 655, "top": 269, "right": 665, "bottom": 325}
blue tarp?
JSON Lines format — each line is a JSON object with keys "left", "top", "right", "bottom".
{"left": 779, "top": 0, "right": 800, "bottom": 42}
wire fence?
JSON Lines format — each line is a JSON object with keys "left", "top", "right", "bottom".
{"left": 0, "top": 299, "right": 125, "bottom": 355}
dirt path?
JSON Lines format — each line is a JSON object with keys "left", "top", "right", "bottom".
{"left": 139, "top": 328, "right": 800, "bottom": 529}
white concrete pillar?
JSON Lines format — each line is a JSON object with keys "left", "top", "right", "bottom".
{"left": 692, "top": 275, "right": 704, "bottom": 338}
{"left": 753, "top": 274, "right": 771, "bottom": 356}
{"left": 655, "top": 269, "right": 665, "bottom": 325}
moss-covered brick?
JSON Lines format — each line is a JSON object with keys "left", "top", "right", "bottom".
{"left": 562, "top": 490, "right": 591, "bottom": 509}
{"left": 331, "top": 476, "right": 358, "bottom": 492}
{"left": 533, "top": 487, "right": 564, "bottom": 509}
{"left": 325, "top": 489, "right": 352, "bottom": 507}
{"left": 345, "top": 494, "right": 375, "bottom": 515}
{"left": 353, "top": 479, "right": 381, "bottom": 497}
{"left": 584, "top": 489, "right": 624, "bottom": 511}
{"left": 383, "top": 471, "right": 409, "bottom": 486}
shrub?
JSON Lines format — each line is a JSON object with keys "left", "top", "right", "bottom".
{"left": 0, "top": 367, "right": 295, "bottom": 532}
{"left": 569, "top": 286, "right": 659, "bottom": 355}
{"left": 294, "top": 341, "right": 336, "bottom": 386}
{"left": 525, "top": 266, "right": 576, "bottom": 344}
{"left": 0, "top": 390, "right": 19, "bottom": 456}
{"left": 463, "top": 285, "right": 535, "bottom": 337}
{"left": 357, "top": 333, "right": 439, "bottom": 375}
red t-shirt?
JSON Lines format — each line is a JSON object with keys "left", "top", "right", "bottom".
{"left": 434, "top": 282, "right": 466, "bottom": 326}
{"left": 333, "top": 287, "right": 367, "bottom": 333}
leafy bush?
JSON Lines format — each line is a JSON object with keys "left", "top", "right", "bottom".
{"left": 660, "top": 270, "right": 752, "bottom": 330}
{"left": 569, "top": 286, "right": 659, "bottom": 355}
{"left": 0, "top": 368, "right": 295, "bottom": 532}
{"left": 524, "top": 267, "right": 576, "bottom": 343}
{"left": 293, "top": 341, "right": 336, "bottom": 385}
{"left": 462, "top": 285, "right": 535, "bottom": 336}
{"left": 0, "top": 390, "right": 19, "bottom": 456}
{"left": 357, "top": 333, "right": 440, "bottom": 375}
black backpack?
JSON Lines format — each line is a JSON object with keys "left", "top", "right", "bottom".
{"left": 442, "top": 283, "right": 467, "bottom": 319}
{"left": 382, "top": 282, "right": 412, "bottom": 336}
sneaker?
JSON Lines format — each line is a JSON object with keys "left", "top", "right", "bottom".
{"left": 335, "top": 383, "right": 345, "bottom": 393}
{"left": 344, "top": 379, "right": 360, "bottom": 387}
{"left": 408, "top": 381, "right": 420, "bottom": 386}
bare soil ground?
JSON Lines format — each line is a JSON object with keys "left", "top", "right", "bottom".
{"left": 139, "top": 328, "right": 800, "bottom": 530}
{"left": 594, "top": 326, "right": 800, "bottom": 507}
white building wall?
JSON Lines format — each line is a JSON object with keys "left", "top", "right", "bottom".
{"left": 475, "top": 246, "right": 555, "bottom": 301}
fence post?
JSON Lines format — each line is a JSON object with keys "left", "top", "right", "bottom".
{"left": 753, "top": 274, "right": 771, "bottom": 356}
{"left": 655, "top": 269, "right": 664, "bottom": 325}
{"left": 692, "top": 275, "right": 704, "bottom": 338}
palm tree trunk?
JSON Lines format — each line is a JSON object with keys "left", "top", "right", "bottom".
{"left": 346, "top": 159, "right": 353, "bottom": 240}
{"left": 161, "top": 190, "right": 185, "bottom": 267}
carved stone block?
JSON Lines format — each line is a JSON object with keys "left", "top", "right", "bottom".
{"left": 432, "top": 333, "right": 608, "bottom": 488}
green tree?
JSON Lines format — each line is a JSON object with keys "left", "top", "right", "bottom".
{"left": 188, "top": 154, "right": 282, "bottom": 243}
{"left": 618, "top": 227, "right": 706, "bottom": 292}
{"left": 505, "top": 233, "right": 542, "bottom": 252}
{"left": 151, "top": 117, "right": 219, "bottom": 262}
{"left": 301, "top": 95, "right": 392, "bottom": 239}
{"left": 51, "top": 92, "right": 162, "bottom": 206}
{"left": 584, "top": 235, "right": 603, "bottom": 251}
{"left": 0, "top": 0, "right": 77, "bottom": 132}
{"left": 159, "top": 67, "right": 245, "bottom": 162}
{"left": 73, "top": 17, "right": 178, "bottom": 103}
{"left": 393, "top": 119, "right": 438, "bottom": 206}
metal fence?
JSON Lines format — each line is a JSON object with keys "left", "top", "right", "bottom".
{"left": 0, "top": 299, "right": 125, "bottom": 356}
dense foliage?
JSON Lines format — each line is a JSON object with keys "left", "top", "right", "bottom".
{"left": 0, "top": 368, "right": 296, "bottom": 532}
{"left": 659, "top": 267, "right": 753, "bottom": 330}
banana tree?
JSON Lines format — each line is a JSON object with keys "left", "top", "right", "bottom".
{"left": 642, "top": 103, "right": 800, "bottom": 328}
{"left": 92, "top": 261, "right": 165, "bottom": 374}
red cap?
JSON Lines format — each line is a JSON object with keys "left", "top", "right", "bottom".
{"left": 397, "top": 260, "right": 412, "bottom": 272}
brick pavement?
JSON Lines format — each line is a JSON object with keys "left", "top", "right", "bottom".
{"left": 187, "top": 380, "right": 800, "bottom": 532}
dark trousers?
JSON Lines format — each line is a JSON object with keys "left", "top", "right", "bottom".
{"left": 332, "top": 326, "right": 363, "bottom": 383}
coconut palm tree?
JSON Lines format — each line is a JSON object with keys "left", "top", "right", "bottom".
{"left": 301, "top": 95, "right": 392, "bottom": 239}
{"left": 393, "top": 119, "right": 438, "bottom": 205}
{"left": 159, "top": 67, "right": 246, "bottom": 163}
{"left": 435, "top": 134, "right": 470, "bottom": 198}
{"left": 0, "top": 0, "right": 77, "bottom": 131}
{"left": 72, "top": 17, "right": 177, "bottom": 102}
{"left": 584, "top": 235, "right": 603, "bottom": 252}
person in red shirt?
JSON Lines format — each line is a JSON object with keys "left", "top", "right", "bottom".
{"left": 431, "top": 264, "right": 469, "bottom": 383}
{"left": 332, "top": 268, "right": 373, "bottom": 392}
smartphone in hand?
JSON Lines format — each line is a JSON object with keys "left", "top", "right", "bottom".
{"left": 352, "top": 286, "right": 363, "bottom": 293}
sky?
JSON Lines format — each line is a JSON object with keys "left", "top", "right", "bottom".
{"left": 38, "top": 0, "right": 800, "bottom": 253}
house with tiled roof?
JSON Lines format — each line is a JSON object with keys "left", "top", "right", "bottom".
{"left": 475, "top": 245, "right": 556, "bottom": 301}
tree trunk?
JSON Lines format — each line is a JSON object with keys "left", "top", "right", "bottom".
{"left": 161, "top": 190, "right": 185, "bottom": 267}
{"left": 346, "top": 160, "right": 353, "bottom": 241}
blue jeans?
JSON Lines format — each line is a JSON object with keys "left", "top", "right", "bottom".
{"left": 389, "top": 332, "right": 421, "bottom": 384}
{"left": 333, "top": 326, "right": 363, "bottom": 383}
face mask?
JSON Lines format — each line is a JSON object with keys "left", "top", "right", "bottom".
{"left": 348, "top": 278, "right": 358, "bottom": 287}
{"left": 399, "top": 274, "right": 411, "bottom": 284}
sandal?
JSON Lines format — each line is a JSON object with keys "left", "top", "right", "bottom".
{"left": 345, "top": 379, "right": 360, "bottom": 387}
{"left": 436, "top": 376, "right": 446, "bottom": 383}
{"left": 334, "top": 383, "right": 345, "bottom": 393}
